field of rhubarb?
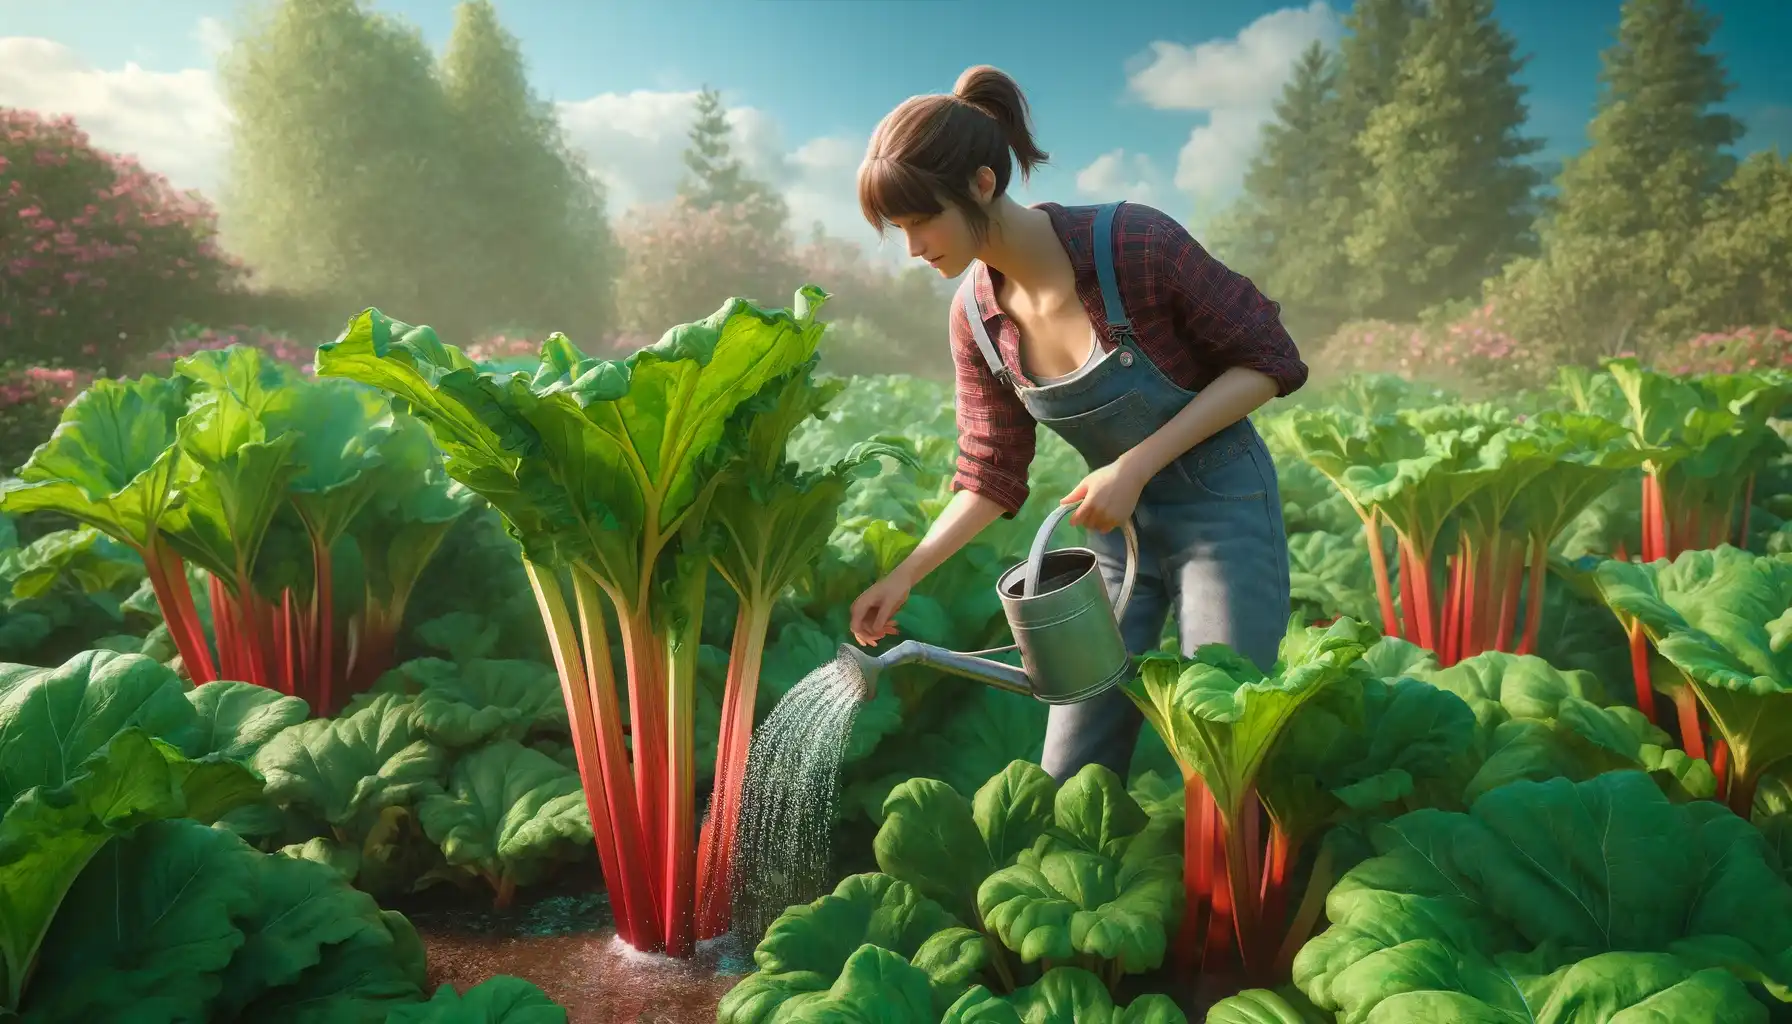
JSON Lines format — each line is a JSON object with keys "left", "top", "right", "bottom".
{"left": 0, "top": 286, "right": 1788, "bottom": 1023}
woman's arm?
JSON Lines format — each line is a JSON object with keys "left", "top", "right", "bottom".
{"left": 1065, "top": 365, "right": 1279, "bottom": 532}
{"left": 890, "top": 488, "right": 1008, "bottom": 587}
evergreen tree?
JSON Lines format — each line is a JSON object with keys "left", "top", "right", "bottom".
{"left": 1205, "top": 43, "right": 1346, "bottom": 336}
{"left": 440, "top": 0, "right": 618, "bottom": 338}
{"left": 219, "top": 0, "right": 463, "bottom": 324}
{"left": 1345, "top": 0, "right": 1543, "bottom": 320}
{"left": 1494, "top": 0, "right": 1745, "bottom": 360}
{"left": 677, "top": 86, "right": 787, "bottom": 236}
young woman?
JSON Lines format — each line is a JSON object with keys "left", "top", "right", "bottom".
{"left": 847, "top": 65, "right": 1305, "bottom": 784}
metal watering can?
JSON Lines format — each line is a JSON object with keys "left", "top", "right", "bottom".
{"left": 836, "top": 500, "right": 1138, "bottom": 704}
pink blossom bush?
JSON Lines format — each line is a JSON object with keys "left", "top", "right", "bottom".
{"left": 0, "top": 364, "right": 95, "bottom": 472}
{"left": 1312, "top": 301, "right": 1546, "bottom": 395}
{"left": 1656, "top": 325, "right": 1792, "bottom": 375}
{"left": 1, "top": 107, "right": 243, "bottom": 371}
{"left": 144, "top": 323, "right": 317, "bottom": 375}
{"left": 613, "top": 196, "right": 801, "bottom": 336}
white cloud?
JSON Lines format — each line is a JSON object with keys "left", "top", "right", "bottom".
{"left": 1075, "top": 149, "right": 1169, "bottom": 205}
{"left": 1126, "top": 2, "right": 1342, "bottom": 205}
{"left": 194, "top": 17, "right": 232, "bottom": 61}
{"left": 0, "top": 35, "right": 232, "bottom": 195}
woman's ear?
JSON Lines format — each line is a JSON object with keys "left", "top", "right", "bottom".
{"left": 972, "top": 166, "right": 997, "bottom": 203}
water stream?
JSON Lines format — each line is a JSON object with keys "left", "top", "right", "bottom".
{"left": 726, "top": 651, "right": 867, "bottom": 940}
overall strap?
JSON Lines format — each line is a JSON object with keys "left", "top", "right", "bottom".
{"left": 1090, "top": 201, "right": 1136, "bottom": 341}
{"left": 957, "top": 269, "right": 1011, "bottom": 384}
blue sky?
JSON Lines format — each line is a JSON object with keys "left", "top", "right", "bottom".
{"left": 2, "top": 0, "right": 1788, "bottom": 258}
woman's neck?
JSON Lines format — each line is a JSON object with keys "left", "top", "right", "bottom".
{"left": 974, "top": 197, "right": 1071, "bottom": 294}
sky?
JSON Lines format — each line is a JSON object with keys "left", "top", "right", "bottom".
{"left": 2, "top": 0, "right": 1789, "bottom": 268}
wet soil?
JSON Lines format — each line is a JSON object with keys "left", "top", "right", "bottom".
{"left": 395, "top": 877, "right": 754, "bottom": 1024}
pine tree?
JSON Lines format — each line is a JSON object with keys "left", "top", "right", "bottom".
{"left": 1206, "top": 43, "right": 1347, "bottom": 336}
{"left": 1493, "top": 0, "right": 1745, "bottom": 360}
{"left": 440, "top": 0, "right": 618, "bottom": 338}
{"left": 677, "top": 86, "right": 787, "bottom": 237}
{"left": 1345, "top": 0, "right": 1543, "bottom": 320}
{"left": 219, "top": 0, "right": 463, "bottom": 323}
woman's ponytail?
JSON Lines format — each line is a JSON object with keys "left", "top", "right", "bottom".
{"left": 952, "top": 65, "right": 1049, "bottom": 179}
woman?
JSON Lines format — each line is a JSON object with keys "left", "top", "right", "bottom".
{"left": 848, "top": 65, "right": 1305, "bottom": 784}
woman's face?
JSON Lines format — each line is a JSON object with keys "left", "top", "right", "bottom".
{"left": 891, "top": 205, "right": 977, "bottom": 279}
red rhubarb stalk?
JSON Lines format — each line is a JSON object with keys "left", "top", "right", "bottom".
{"left": 1494, "top": 538, "right": 1524, "bottom": 652}
{"left": 1222, "top": 806, "right": 1264, "bottom": 983}
{"left": 1627, "top": 619, "right": 1657, "bottom": 723}
{"left": 1397, "top": 550, "right": 1419, "bottom": 641}
{"left": 1174, "top": 774, "right": 1216, "bottom": 972}
{"left": 142, "top": 541, "right": 217, "bottom": 682}
{"left": 1517, "top": 536, "right": 1550, "bottom": 656}
{"left": 1257, "top": 823, "right": 1294, "bottom": 941}
{"left": 694, "top": 601, "right": 774, "bottom": 940}
{"left": 1364, "top": 512, "right": 1401, "bottom": 639}
{"left": 1273, "top": 840, "right": 1333, "bottom": 980}
{"left": 1711, "top": 739, "right": 1730, "bottom": 801}
{"left": 1401, "top": 537, "right": 1440, "bottom": 653}
{"left": 619, "top": 603, "right": 671, "bottom": 919}
{"left": 1671, "top": 688, "right": 1706, "bottom": 762}
{"left": 1442, "top": 545, "right": 1465, "bottom": 665}
{"left": 310, "top": 533, "right": 335, "bottom": 715}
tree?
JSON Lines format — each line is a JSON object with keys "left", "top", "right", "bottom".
{"left": 1659, "top": 148, "right": 1792, "bottom": 336}
{"left": 439, "top": 0, "right": 619, "bottom": 339}
{"left": 677, "top": 87, "right": 788, "bottom": 237}
{"left": 219, "top": 0, "right": 463, "bottom": 329}
{"left": 1204, "top": 43, "right": 1341, "bottom": 333}
{"left": 1344, "top": 0, "right": 1543, "bottom": 320}
{"left": 1493, "top": 0, "right": 1745, "bottom": 361}
{"left": 612, "top": 197, "right": 799, "bottom": 336}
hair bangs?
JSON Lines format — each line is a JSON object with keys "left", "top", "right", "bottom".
{"left": 857, "top": 156, "right": 947, "bottom": 234}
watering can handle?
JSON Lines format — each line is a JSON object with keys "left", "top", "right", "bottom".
{"left": 1022, "top": 502, "right": 1138, "bottom": 622}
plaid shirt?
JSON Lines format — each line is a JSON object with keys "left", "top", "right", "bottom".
{"left": 948, "top": 201, "right": 1308, "bottom": 516}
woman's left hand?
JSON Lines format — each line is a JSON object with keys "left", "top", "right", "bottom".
{"left": 1062, "top": 461, "right": 1148, "bottom": 532}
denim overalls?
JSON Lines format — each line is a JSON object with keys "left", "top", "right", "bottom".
{"left": 958, "top": 201, "right": 1293, "bottom": 782}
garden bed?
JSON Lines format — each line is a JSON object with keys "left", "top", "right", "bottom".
{"left": 396, "top": 877, "right": 755, "bottom": 1023}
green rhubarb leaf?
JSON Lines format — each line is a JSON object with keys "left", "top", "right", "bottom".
{"left": 0, "top": 728, "right": 197, "bottom": 1010}
{"left": 20, "top": 817, "right": 258, "bottom": 1021}
{"left": 874, "top": 760, "right": 1058, "bottom": 925}
{"left": 214, "top": 848, "right": 434, "bottom": 1018}
{"left": 251, "top": 692, "right": 446, "bottom": 829}
{"left": 184, "top": 680, "right": 310, "bottom": 761}
{"left": 1204, "top": 988, "right": 1328, "bottom": 1024}
{"left": 769, "top": 943, "right": 938, "bottom": 1024}
{"left": 720, "top": 872, "right": 988, "bottom": 1023}
{"left": 1358, "top": 635, "right": 1439, "bottom": 682}
{"left": 1594, "top": 549, "right": 1792, "bottom": 805}
{"left": 942, "top": 966, "right": 1189, "bottom": 1023}
{"left": 0, "top": 374, "right": 193, "bottom": 549}
{"left": 977, "top": 832, "right": 1183, "bottom": 973}
{"left": 415, "top": 741, "right": 591, "bottom": 898}
{"left": 277, "top": 836, "right": 362, "bottom": 882}
{"left": 1, "top": 527, "right": 143, "bottom": 602}
{"left": 230, "top": 906, "right": 428, "bottom": 1023}
{"left": 370, "top": 658, "right": 567, "bottom": 748}
{"left": 1291, "top": 771, "right": 1792, "bottom": 1019}
{"left": 269, "top": 379, "right": 401, "bottom": 549}
{"left": 1286, "top": 530, "right": 1383, "bottom": 628}
{"left": 386, "top": 977, "right": 566, "bottom": 1023}
{"left": 0, "top": 649, "right": 200, "bottom": 802}
{"left": 1125, "top": 618, "right": 1377, "bottom": 820}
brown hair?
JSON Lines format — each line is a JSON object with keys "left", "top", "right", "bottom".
{"left": 858, "top": 65, "right": 1049, "bottom": 241}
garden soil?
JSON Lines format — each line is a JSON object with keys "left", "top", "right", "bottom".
{"left": 400, "top": 879, "right": 753, "bottom": 1024}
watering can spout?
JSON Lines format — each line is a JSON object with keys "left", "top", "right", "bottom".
{"left": 835, "top": 641, "right": 1032, "bottom": 702}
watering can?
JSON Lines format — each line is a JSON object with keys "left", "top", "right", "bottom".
{"left": 836, "top": 500, "right": 1138, "bottom": 705}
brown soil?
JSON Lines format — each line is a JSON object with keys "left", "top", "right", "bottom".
{"left": 398, "top": 880, "right": 753, "bottom": 1024}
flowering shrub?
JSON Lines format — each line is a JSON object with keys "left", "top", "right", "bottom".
{"left": 1655, "top": 325, "right": 1792, "bottom": 375}
{"left": 145, "top": 323, "right": 316, "bottom": 375}
{"left": 613, "top": 195, "right": 801, "bottom": 335}
{"left": 1310, "top": 302, "right": 1547, "bottom": 396}
{"left": 1, "top": 108, "right": 243, "bottom": 371}
{"left": 0, "top": 364, "right": 94, "bottom": 472}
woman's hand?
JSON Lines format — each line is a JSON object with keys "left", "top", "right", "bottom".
{"left": 1062, "top": 460, "right": 1148, "bottom": 532}
{"left": 849, "top": 569, "right": 915, "bottom": 647}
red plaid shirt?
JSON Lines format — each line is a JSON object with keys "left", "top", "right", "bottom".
{"left": 947, "top": 201, "right": 1307, "bottom": 516}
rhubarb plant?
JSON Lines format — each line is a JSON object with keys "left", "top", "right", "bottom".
{"left": 316, "top": 288, "right": 835, "bottom": 957}
{"left": 1290, "top": 771, "right": 1792, "bottom": 1020}
{"left": 1593, "top": 547, "right": 1792, "bottom": 816}
{"left": 1123, "top": 617, "right": 1376, "bottom": 983}
{"left": 696, "top": 361, "right": 914, "bottom": 939}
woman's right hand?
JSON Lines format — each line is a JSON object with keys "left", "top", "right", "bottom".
{"left": 850, "top": 571, "right": 914, "bottom": 647}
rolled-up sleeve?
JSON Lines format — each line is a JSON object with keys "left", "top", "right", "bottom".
{"left": 1154, "top": 213, "right": 1308, "bottom": 397}
{"left": 947, "top": 295, "right": 1036, "bottom": 517}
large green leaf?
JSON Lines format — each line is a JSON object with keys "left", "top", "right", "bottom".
{"left": 0, "top": 374, "right": 193, "bottom": 550}
{"left": 184, "top": 680, "right": 310, "bottom": 761}
{"left": 1291, "top": 771, "right": 1792, "bottom": 1020}
{"left": 415, "top": 741, "right": 591, "bottom": 897}
{"left": 719, "top": 873, "right": 987, "bottom": 1023}
{"left": 251, "top": 692, "right": 446, "bottom": 829}
{"left": 357, "top": 658, "right": 567, "bottom": 749}
{"left": 939, "top": 967, "right": 1189, "bottom": 1023}
{"left": 0, "top": 649, "right": 200, "bottom": 802}
{"left": 385, "top": 976, "right": 567, "bottom": 1023}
